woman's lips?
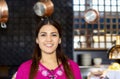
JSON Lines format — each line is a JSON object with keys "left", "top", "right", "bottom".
{"left": 45, "top": 44, "right": 53, "bottom": 48}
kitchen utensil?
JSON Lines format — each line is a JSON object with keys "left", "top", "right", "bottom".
{"left": 84, "top": 9, "right": 99, "bottom": 24}
{"left": 0, "top": 0, "right": 8, "bottom": 28}
{"left": 108, "top": 36, "right": 120, "bottom": 59}
{"left": 33, "top": 0, "right": 54, "bottom": 17}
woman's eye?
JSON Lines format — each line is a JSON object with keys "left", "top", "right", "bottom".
{"left": 40, "top": 34, "right": 46, "bottom": 36}
{"left": 52, "top": 34, "right": 57, "bottom": 36}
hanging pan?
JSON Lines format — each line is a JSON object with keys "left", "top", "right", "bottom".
{"left": 0, "top": 0, "right": 8, "bottom": 28}
{"left": 33, "top": 0, "right": 54, "bottom": 17}
{"left": 84, "top": 9, "right": 99, "bottom": 24}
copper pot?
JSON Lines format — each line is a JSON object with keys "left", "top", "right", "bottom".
{"left": 84, "top": 9, "right": 99, "bottom": 24}
{"left": 0, "top": 0, "right": 8, "bottom": 28}
{"left": 108, "top": 36, "right": 120, "bottom": 59}
{"left": 0, "top": 0, "right": 8, "bottom": 23}
{"left": 33, "top": 0, "right": 54, "bottom": 17}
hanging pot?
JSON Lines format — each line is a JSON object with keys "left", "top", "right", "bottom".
{"left": 0, "top": 0, "right": 8, "bottom": 28}
{"left": 0, "top": 0, "right": 8, "bottom": 23}
{"left": 33, "top": 0, "right": 54, "bottom": 17}
{"left": 84, "top": 9, "right": 99, "bottom": 24}
{"left": 108, "top": 36, "right": 120, "bottom": 59}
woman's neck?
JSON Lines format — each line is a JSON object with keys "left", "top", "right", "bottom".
{"left": 41, "top": 52, "right": 57, "bottom": 62}
{"left": 40, "top": 53, "right": 59, "bottom": 70}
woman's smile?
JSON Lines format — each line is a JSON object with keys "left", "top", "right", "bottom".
{"left": 45, "top": 43, "right": 53, "bottom": 48}
{"left": 36, "top": 24, "right": 61, "bottom": 54}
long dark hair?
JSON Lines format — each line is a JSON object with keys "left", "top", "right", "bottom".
{"left": 29, "top": 17, "right": 74, "bottom": 79}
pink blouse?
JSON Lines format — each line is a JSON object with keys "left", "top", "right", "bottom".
{"left": 16, "top": 59, "right": 82, "bottom": 79}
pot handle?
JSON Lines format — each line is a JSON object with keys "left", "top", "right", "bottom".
{"left": 1, "top": 22, "right": 7, "bottom": 28}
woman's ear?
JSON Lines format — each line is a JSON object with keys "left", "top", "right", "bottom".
{"left": 59, "top": 39, "right": 61, "bottom": 44}
{"left": 36, "top": 38, "right": 39, "bottom": 44}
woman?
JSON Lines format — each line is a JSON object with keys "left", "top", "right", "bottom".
{"left": 16, "top": 17, "right": 82, "bottom": 79}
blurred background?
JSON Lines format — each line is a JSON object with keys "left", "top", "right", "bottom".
{"left": 0, "top": 0, "right": 73, "bottom": 78}
{"left": 1, "top": 0, "right": 120, "bottom": 79}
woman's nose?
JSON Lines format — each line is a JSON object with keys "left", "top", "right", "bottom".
{"left": 46, "top": 36, "right": 52, "bottom": 41}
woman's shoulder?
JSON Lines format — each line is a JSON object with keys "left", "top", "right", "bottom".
{"left": 68, "top": 59, "right": 82, "bottom": 79}
{"left": 18, "top": 59, "right": 32, "bottom": 70}
{"left": 68, "top": 59, "right": 79, "bottom": 66}
{"left": 16, "top": 60, "right": 32, "bottom": 79}
{"left": 68, "top": 59, "right": 80, "bottom": 69}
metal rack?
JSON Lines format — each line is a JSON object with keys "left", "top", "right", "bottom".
{"left": 73, "top": 0, "right": 120, "bottom": 50}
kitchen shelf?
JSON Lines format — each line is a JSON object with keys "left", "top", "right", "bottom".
{"left": 79, "top": 65, "right": 109, "bottom": 69}
{"left": 74, "top": 48, "right": 108, "bottom": 51}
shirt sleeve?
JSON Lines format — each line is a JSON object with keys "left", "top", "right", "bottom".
{"left": 69, "top": 60, "right": 82, "bottom": 79}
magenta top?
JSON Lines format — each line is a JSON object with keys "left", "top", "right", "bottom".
{"left": 16, "top": 59, "right": 82, "bottom": 79}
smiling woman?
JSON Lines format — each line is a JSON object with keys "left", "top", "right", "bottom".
{"left": 36, "top": 24, "right": 61, "bottom": 54}
{"left": 15, "top": 17, "right": 82, "bottom": 79}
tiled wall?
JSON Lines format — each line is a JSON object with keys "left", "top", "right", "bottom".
{"left": 0, "top": 0, "right": 73, "bottom": 78}
{"left": 0, "top": 0, "right": 73, "bottom": 65}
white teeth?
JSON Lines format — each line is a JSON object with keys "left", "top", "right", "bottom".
{"left": 46, "top": 44, "right": 53, "bottom": 47}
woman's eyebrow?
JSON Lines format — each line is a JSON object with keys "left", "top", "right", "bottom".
{"left": 51, "top": 32, "right": 58, "bottom": 33}
{"left": 39, "top": 32, "right": 46, "bottom": 34}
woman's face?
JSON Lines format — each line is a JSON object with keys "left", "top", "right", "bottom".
{"left": 36, "top": 24, "right": 61, "bottom": 54}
